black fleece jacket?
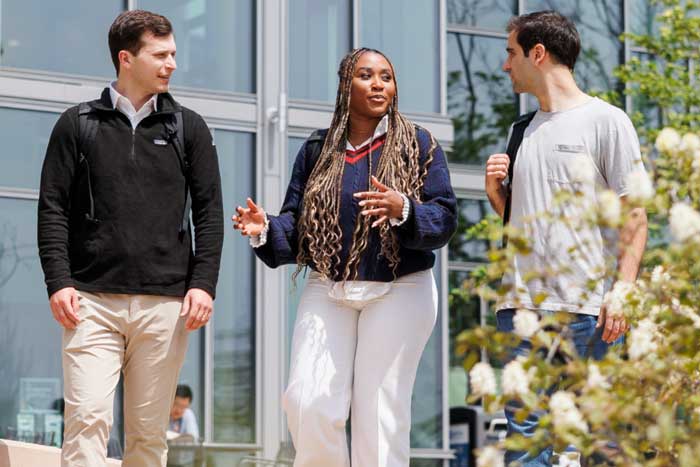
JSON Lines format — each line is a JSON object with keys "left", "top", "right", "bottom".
{"left": 38, "top": 89, "right": 223, "bottom": 298}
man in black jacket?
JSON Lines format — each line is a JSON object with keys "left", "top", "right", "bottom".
{"left": 37, "top": 10, "right": 223, "bottom": 466}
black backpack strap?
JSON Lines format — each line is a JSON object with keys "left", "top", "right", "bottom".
{"left": 164, "top": 111, "right": 191, "bottom": 234}
{"left": 304, "top": 128, "right": 328, "bottom": 177}
{"left": 503, "top": 111, "right": 537, "bottom": 226}
{"left": 78, "top": 102, "right": 100, "bottom": 223}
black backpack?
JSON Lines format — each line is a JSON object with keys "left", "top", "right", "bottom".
{"left": 502, "top": 111, "right": 537, "bottom": 226}
{"left": 77, "top": 102, "right": 191, "bottom": 234}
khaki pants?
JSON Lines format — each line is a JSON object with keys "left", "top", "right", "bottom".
{"left": 61, "top": 291, "right": 188, "bottom": 467}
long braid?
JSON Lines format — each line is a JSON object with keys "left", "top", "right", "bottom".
{"left": 295, "top": 48, "right": 436, "bottom": 282}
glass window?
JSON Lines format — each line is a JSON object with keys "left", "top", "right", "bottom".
{"left": 448, "top": 199, "right": 498, "bottom": 407}
{"left": 526, "top": 0, "right": 623, "bottom": 95}
{"left": 630, "top": 52, "right": 663, "bottom": 133}
{"left": 447, "top": 0, "right": 517, "bottom": 31}
{"left": 447, "top": 33, "right": 517, "bottom": 165}
{"left": 0, "top": 197, "right": 64, "bottom": 447}
{"left": 289, "top": 0, "right": 351, "bottom": 102}
{"left": 410, "top": 252, "right": 444, "bottom": 449}
{"left": 449, "top": 198, "right": 494, "bottom": 263}
{"left": 178, "top": 330, "right": 204, "bottom": 438}
{"left": 140, "top": 0, "right": 256, "bottom": 93}
{"left": 0, "top": 108, "right": 58, "bottom": 190}
{"left": 360, "top": 0, "right": 440, "bottom": 113}
{"left": 0, "top": 1, "right": 120, "bottom": 77}
{"left": 629, "top": 0, "right": 662, "bottom": 36}
{"left": 410, "top": 459, "right": 443, "bottom": 467}
{"left": 211, "top": 129, "right": 256, "bottom": 443}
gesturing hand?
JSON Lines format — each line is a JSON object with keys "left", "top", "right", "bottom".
{"left": 49, "top": 286, "right": 80, "bottom": 329}
{"left": 232, "top": 198, "right": 267, "bottom": 237}
{"left": 353, "top": 176, "right": 405, "bottom": 228}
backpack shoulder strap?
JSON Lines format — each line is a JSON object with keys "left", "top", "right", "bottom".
{"left": 163, "top": 111, "right": 191, "bottom": 234}
{"left": 77, "top": 102, "right": 101, "bottom": 223}
{"left": 503, "top": 111, "right": 536, "bottom": 226}
{"left": 304, "top": 128, "right": 328, "bottom": 177}
{"left": 78, "top": 102, "right": 100, "bottom": 162}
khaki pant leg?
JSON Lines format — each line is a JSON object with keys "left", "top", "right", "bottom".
{"left": 121, "top": 295, "right": 188, "bottom": 467}
{"left": 62, "top": 292, "right": 128, "bottom": 467}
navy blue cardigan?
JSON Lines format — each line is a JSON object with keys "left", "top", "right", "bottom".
{"left": 254, "top": 126, "right": 457, "bottom": 281}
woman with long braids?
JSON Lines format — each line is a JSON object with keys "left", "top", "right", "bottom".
{"left": 232, "top": 48, "right": 456, "bottom": 467}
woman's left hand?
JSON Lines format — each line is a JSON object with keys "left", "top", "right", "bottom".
{"left": 354, "top": 176, "right": 405, "bottom": 228}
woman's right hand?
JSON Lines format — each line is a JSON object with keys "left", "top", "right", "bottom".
{"left": 232, "top": 198, "right": 266, "bottom": 237}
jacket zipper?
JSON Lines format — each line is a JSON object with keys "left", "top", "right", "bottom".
{"left": 131, "top": 128, "right": 136, "bottom": 159}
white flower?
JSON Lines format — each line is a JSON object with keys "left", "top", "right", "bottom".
{"left": 469, "top": 362, "right": 497, "bottom": 397}
{"left": 603, "top": 281, "right": 634, "bottom": 319}
{"left": 586, "top": 363, "right": 610, "bottom": 390}
{"left": 513, "top": 309, "right": 540, "bottom": 338}
{"left": 628, "top": 319, "right": 658, "bottom": 360}
{"left": 650, "top": 265, "right": 670, "bottom": 285}
{"left": 655, "top": 127, "right": 681, "bottom": 153}
{"left": 550, "top": 391, "right": 588, "bottom": 433}
{"left": 671, "top": 300, "right": 700, "bottom": 329}
{"left": 477, "top": 445, "right": 505, "bottom": 467}
{"left": 597, "top": 190, "right": 621, "bottom": 225}
{"left": 571, "top": 156, "right": 595, "bottom": 185}
{"left": 680, "top": 133, "right": 700, "bottom": 152}
{"left": 554, "top": 452, "right": 582, "bottom": 467}
{"left": 669, "top": 203, "right": 700, "bottom": 243}
{"left": 692, "top": 151, "right": 700, "bottom": 171}
{"left": 502, "top": 359, "right": 530, "bottom": 397}
{"left": 625, "top": 169, "right": 654, "bottom": 201}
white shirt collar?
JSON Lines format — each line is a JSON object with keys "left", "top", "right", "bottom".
{"left": 109, "top": 81, "right": 158, "bottom": 115}
{"left": 346, "top": 114, "right": 389, "bottom": 151}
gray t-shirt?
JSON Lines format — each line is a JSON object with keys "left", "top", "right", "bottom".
{"left": 498, "top": 97, "right": 644, "bottom": 315}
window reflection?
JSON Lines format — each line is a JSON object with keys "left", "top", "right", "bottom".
{"left": 140, "top": 0, "right": 256, "bottom": 93}
{"left": 0, "top": 108, "right": 58, "bottom": 190}
{"left": 0, "top": 198, "right": 63, "bottom": 447}
{"left": 360, "top": 0, "right": 440, "bottom": 113}
{"left": 411, "top": 253, "right": 443, "bottom": 449}
{"left": 629, "top": 0, "right": 663, "bottom": 36}
{"left": 447, "top": 0, "right": 517, "bottom": 31}
{"left": 449, "top": 198, "right": 494, "bottom": 263}
{"left": 289, "top": 0, "right": 351, "bottom": 102}
{"left": 447, "top": 33, "right": 517, "bottom": 165}
{"left": 0, "top": 0, "right": 119, "bottom": 77}
{"left": 212, "top": 130, "right": 256, "bottom": 443}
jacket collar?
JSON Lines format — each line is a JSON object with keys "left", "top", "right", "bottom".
{"left": 90, "top": 87, "right": 181, "bottom": 115}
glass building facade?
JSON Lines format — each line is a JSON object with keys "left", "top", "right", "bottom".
{"left": 0, "top": 1, "right": 673, "bottom": 465}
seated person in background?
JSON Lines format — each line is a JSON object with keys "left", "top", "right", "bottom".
{"left": 169, "top": 385, "right": 199, "bottom": 440}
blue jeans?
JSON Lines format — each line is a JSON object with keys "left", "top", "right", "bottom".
{"left": 496, "top": 309, "right": 620, "bottom": 467}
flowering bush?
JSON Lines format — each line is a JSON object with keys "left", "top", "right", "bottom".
{"left": 458, "top": 126, "right": 700, "bottom": 466}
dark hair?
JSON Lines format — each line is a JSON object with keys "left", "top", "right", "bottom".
{"left": 108, "top": 9, "right": 173, "bottom": 76}
{"left": 507, "top": 11, "right": 580, "bottom": 70}
{"left": 175, "top": 384, "right": 193, "bottom": 402}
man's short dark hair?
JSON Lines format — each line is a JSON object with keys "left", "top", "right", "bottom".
{"left": 175, "top": 384, "right": 193, "bottom": 402}
{"left": 507, "top": 11, "right": 581, "bottom": 70}
{"left": 108, "top": 9, "right": 173, "bottom": 76}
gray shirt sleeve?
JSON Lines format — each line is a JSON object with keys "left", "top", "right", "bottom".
{"left": 599, "top": 109, "right": 645, "bottom": 196}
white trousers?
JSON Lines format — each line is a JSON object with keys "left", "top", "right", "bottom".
{"left": 283, "top": 269, "right": 438, "bottom": 467}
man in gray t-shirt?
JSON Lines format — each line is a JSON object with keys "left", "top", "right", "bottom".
{"left": 484, "top": 11, "right": 648, "bottom": 467}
